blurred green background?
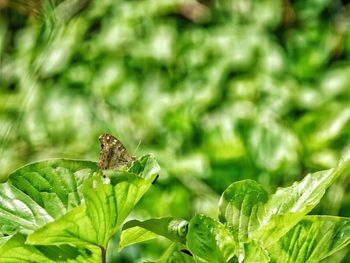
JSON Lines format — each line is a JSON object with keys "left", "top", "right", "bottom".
{"left": 1, "top": 0, "right": 350, "bottom": 262}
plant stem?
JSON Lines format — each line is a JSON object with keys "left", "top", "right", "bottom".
{"left": 101, "top": 246, "right": 106, "bottom": 263}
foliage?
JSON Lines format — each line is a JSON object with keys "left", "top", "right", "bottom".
{"left": 120, "top": 155, "right": 350, "bottom": 262}
{"left": 1, "top": 0, "right": 350, "bottom": 262}
{"left": 0, "top": 155, "right": 159, "bottom": 262}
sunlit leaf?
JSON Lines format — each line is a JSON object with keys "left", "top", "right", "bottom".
{"left": 0, "top": 160, "right": 98, "bottom": 236}
{"left": 0, "top": 233, "right": 101, "bottom": 263}
{"left": 219, "top": 179, "right": 268, "bottom": 260}
{"left": 253, "top": 155, "right": 350, "bottom": 246}
{"left": 120, "top": 217, "right": 188, "bottom": 250}
{"left": 27, "top": 155, "right": 159, "bottom": 249}
{"left": 186, "top": 214, "right": 236, "bottom": 263}
{"left": 268, "top": 216, "right": 350, "bottom": 263}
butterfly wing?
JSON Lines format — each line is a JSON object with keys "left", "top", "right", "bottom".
{"left": 98, "top": 133, "right": 135, "bottom": 170}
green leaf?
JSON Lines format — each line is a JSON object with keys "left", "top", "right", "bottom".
{"left": 0, "top": 234, "right": 54, "bottom": 263}
{"left": 243, "top": 240, "right": 270, "bottom": 263}
{"left": 253, "top": 155, "right": 350, "bottom": 246}
{"left": 219, "top": 180, "right": 268, "bottom": 259}
{"left": 120, "top": 224, "right": 159, "bottom": 251}
{"left": 83, "top": 175, "right": 117, "bottom": 248}
{"left": 268, "top": 216, "right": 350, "bottom": 263}
{"left": 10, "top": 160, "right": 98, "bottom": 214}
{"left": 219, "top": 180, "right": 268, "bottom": 239}
{"left": 36, "top": 244, "right": 101, "bottom": 263}
{"left": 27, "top": 154, "right": 160, "bottom": 249}
{"left": 0, "top": 160, "right": 98, "bottom": 235}
{"left": 128, "top": 154, "right": 161, "bottom": 180}
{"left": 0, "top": 233, "right": 101, "bottom": 263}
{"left": 186, "top": 214, "right": 236, "bottom": 263}
{"left": 145, "top": 242, "right": 196, "bottom": 263}
{"left": 26, "top": 204, "right": 97, "bottom": 246}
{"left": 119, "top": 217, "right": 188, "bottom": 250}
{"left": 113, "top": 172, "right": 158, "bottom": 229}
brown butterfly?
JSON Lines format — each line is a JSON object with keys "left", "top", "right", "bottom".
{"left": 98, "top": 133, "right": 135, "bottom": 170}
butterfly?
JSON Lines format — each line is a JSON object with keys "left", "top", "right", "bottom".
{"left": 98, "top": 133, "right": 135, "bottom": 170}
{"left": 98, "top": 133, "right": 159, "bottom": 184}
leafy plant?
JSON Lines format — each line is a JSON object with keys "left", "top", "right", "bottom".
{"left": 120, "top": 155, "right": 350, "bottom": 262}
{"left": 2, "top": 0, "right": 350, "bottom": 262}
{"left": 0, "top": 154, "right": 160, "bottom": 262}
